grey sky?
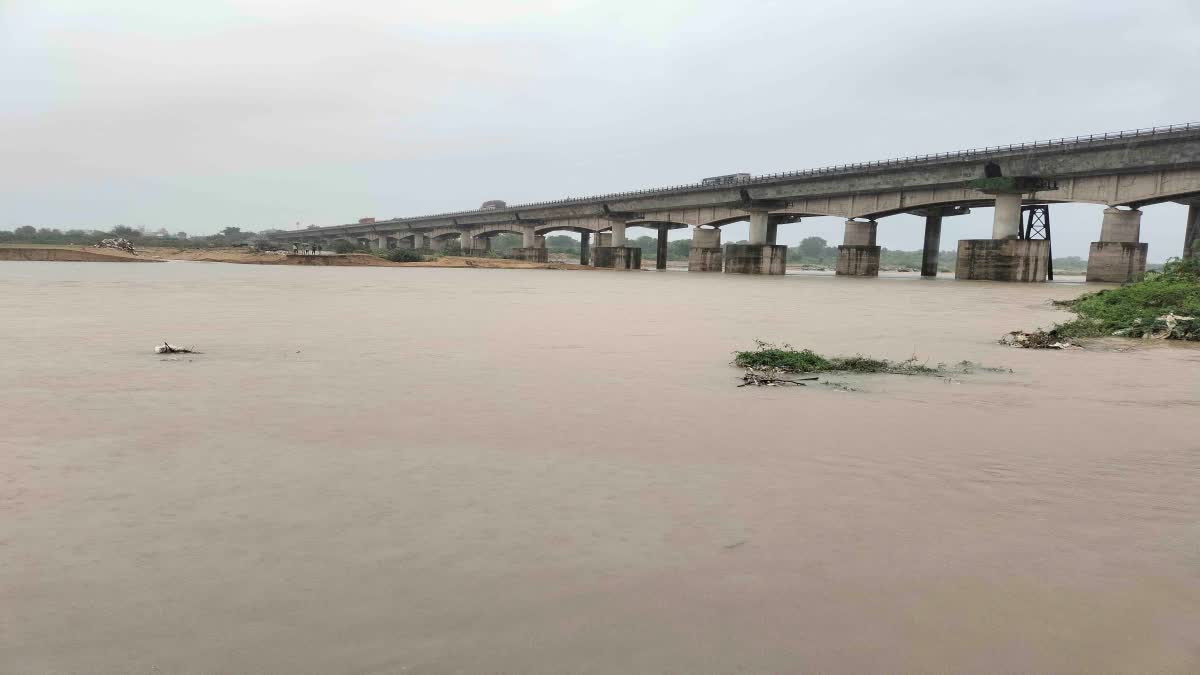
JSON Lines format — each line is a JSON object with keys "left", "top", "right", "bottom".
{"left": 4, "top": 0, "right": 1199, "bottom": 259}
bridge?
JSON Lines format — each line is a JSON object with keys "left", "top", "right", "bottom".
{"left": 272, "top": 124, "right": 1200, "bottom": 282}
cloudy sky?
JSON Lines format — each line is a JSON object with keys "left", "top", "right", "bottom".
{"left": 4, "top": 0, "right": 1199, "bottom": 259}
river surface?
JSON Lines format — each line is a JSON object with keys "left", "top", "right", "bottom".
{"left": 2, "top": 261, "right": 1198, "bottom": 673}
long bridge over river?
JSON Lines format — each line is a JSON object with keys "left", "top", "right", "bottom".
{"left": 272, "top": 124, "right": 1200, "bottom": 282}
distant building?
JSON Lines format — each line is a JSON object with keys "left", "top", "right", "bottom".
{"left": 358, "top": 217, "right": 376, "bottom": 224}
{"left": 480, "top": 200, "right": 507, "bottom": 210}
{"left": 701, "top": 173, "right": 751, "bottom": 186}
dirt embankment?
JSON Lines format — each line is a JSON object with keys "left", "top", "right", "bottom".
{"left": 0, "top": 246, "right": 159, "bottom": 262}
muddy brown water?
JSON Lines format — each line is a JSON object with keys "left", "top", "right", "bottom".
{"left": 2, "top": 261, "right": 1198, "bottom": 673}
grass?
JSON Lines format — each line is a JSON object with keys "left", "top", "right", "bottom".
{"left": 1053, "top": 257, "right": 1200, "bottom": 340}
{"left": 733, "top": 341, "right": 995, "bottom": 376}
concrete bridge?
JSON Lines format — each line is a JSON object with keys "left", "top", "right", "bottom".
{"left": 272, "top": 124, "right": 1200, "bottom": 282}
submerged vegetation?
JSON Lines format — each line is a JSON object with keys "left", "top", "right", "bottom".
{"left": 733, "top": 341, "right": 999, "bottom": 376}
{"left": 1037, "top": 258, "right": 1200, "bottom": 342}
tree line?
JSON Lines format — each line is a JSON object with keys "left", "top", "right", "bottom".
{"left": 0, "top": 225, "right": 274, "bottom": 248}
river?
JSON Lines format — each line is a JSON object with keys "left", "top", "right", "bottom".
{"left": 2, "top": 261, "right": 1198, "bottom": 673}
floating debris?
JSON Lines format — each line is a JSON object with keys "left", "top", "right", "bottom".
{"left": 95, "top": 237, "right": 136, "bottom": 252}
{"left": 738, "top": 367, "right": 818, "bottom": 387}
{"left": 999, "top": 330, "right": 1078, "bottom": 349}
{"left": 155, "top": 342, "right": 197, "bottom": 354}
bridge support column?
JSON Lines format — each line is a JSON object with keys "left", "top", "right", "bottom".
{"left": 580, "top": 232, "right": 590, "bottom": 265}
{"left": 921, "top": 211, "right": 942, "bottom": 277}
{"left": 957, "top": 190, "right": 1046, "bottom": 281}
{"left": 992, "top": 191, "right": 1023, "bottom": 239}
{"left": 463, "top": 234, "right": 491, "bottom": 257}
{"left": 725, "top": 212, "right": 786, "bottom": 274}
{"left": 515, "top": 227, "right": 546, "bottom": 262}
{"left": 656, "top": 226, "right": 668, "bottom": 270}
{"left": 592, "top": 221, "right": 640, "bottom": 270}
{"left": 1087, "top": 208, "right": 1147, "bottom": 282}
{"left": 412, "top": 233, "right": 427, "bottom": 251}
{"left": 688, "top": 226, "right": 722, "bottom": 272}
{"left": 747, "top": 210, "right": 770, "bottom": 245}
{"left": 1184, "top": 205, "right": 1199, "bottom": 260}
{"left": 835, "top": 220, "right": 880, "bottom": 277}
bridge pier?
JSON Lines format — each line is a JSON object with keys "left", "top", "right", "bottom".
{"left": 921, "top": 211, "right": 942, "bottom": 277}
{"left": 957, "top": 189, "right": 1047, "bottom": 281}
{"left": 514, "top": 227, "right": 546, "bottom": 262}
{"left": 836, "top": 220, "right": 880, "bottom": 276}
{"left": 579, "top": 232, "right": 590, "bottom": 265}
{"left": 726, "top": 212, "right": 786, "bottom": 274}
{"left": 463, "top": 234, "right": 492, "bottom": 257}
{"left": 656, "top": 226, "right": 668, "bottom": 270}
{"left": 592, "top": 221, "right": 641, "bottom": 270}
{"left": 1184, "top": 204, "right": 1199, "bottom": 259}
{"left": 1087, "top": 208, "right": 1147, "bottom": 282}
{"left": 688, "top": 226, "right": 722, "bottom": 272}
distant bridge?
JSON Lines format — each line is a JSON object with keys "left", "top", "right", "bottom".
{"left": 272, "top": 124, "right": 1200, "bottom": 281}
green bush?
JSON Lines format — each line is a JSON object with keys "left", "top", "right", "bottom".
{"left": 381, "top": 248, "right": 425, "bottom": 263}
{"left": 733, "top": 341, "right": 966, "bottom": 375}
{"left": 1055, "top": 257, "right": 1200, "bottom": 340}
{"left": 734, "top": 341, "right": 831, "bottom": 372}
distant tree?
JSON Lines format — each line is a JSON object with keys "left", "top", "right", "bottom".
{"left": 544, "top": 234, "right": 580, "bottom": 253}
{"left": 491, "top": 233, "right": 522, "bottom": 255}
{"left": 798, "top": 236, "right": 828, "bottom": 260}
{"left": 668, "top": 238, "right": 692, "bottom": 260}
{"left": 15, "top": 225, "right": 37, "bottom": 238}
{"left": 110, "top": 225, "right": 139, "bottom": 238}
{"left": 175, "top": 231, "right": 188, "bottom": 239}
{"left": 222, "top": 226, "right": 242, "bottom": 238}
{"left": 332, "top": 240, "right": 355, "bottom": 254}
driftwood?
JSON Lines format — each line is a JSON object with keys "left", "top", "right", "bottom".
{"left": 738, "top": 368, "right": 818, "bottom": 387}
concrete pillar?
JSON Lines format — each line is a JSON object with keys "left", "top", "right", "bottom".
{"left": 748, "top": 211, "right": 770, "bottom": 245}
{"left": 412, "top": 233, "right": 427, "bottom": 249}
{"left": 522, "top": 226, "right": 536, "bottom": 248}
{"left": 371, "top": 236, "right": 387, "bottom": 251}
{"left": 992, "top": 192, "right": 1023, "bottom": 239}
{"left": 766, "top": 221, "right": 778, "bottom": 246}
{"left": 688, "top": 226, "right": 723, "bottom": 272}
{"left": 1185, "top": 205, "right": 1200, "bottom": 260}
{"left": 1087, "top": 208, "right": 1147, "bottom": 282}
{"left": 1099, "top": 207, "right": 1141, "bottom": 242}
{"left": 921, "top": 211, "right": 942, "bottom": 277}
{"left": 611, "top": 221, "right": 627, "bottom": 247}
{"left": 656, "top": 226, "right": 668, "bottom": 270}
{"left": 580, "top": 231, "right": 591, "bottom": 265}
{"left": 835, "top": 220, "right": 880, "bottom": 276}
{"left": 843, "top": 219, "right": 877, "bottom": 246}
{"left": 596, "top": 232, "right": 612, "bottom": 247}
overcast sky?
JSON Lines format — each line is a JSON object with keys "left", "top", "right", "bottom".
{"left": 4, "top": 0, "right": 1199, "bottom": 259}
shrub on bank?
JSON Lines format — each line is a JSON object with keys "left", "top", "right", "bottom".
{"left": 1055, "top": 257, "right": 1200, "bottom": 340}
{"left": 380, "top": 248, "right": 425, "bottom": 263}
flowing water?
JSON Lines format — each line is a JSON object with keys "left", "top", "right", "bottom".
{"left": 2, "top": 262, "right": 1198, "bottom": 673}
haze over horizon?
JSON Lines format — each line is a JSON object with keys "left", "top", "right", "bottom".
{"left": 4, "top": 0, "right": 1199, "bottom": 260}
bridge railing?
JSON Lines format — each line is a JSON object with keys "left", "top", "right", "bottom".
{"left": 304, "top": 123, "right": 1200, "bottom": 231}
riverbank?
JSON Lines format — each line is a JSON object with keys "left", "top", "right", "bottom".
{"left": 0, "top": 246, "right": 159, "bottom": 262}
